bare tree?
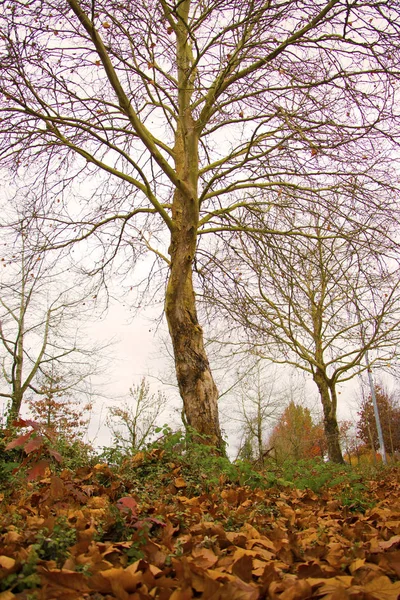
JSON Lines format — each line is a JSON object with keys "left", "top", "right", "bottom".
{"left": 226, "top": 361, "right": 282, "bottom": 464}
{"left": 107, "top": 377, "right": 167, "bottom": 453}
{"left": 206, "top": 213, "right": 400, "bottom": 463}
{"left": 1, "top": 0, "right": 400, "bottom": 449}
{"left": 0, "top": 219, "right": 104, "bottom": 425}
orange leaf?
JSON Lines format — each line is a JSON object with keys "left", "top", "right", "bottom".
{"left": 0, "top": 591, "right": 17, "bottom": 600}
{"left": 174, "top": 477, "right": 187, "bottom": 488}
{"left": 349, "top": 558, "right": 365, "bottom": 574}
{"left": 169, "top": 589, "right": 193, "bottom": 600}
{"left": 0, "top": 556, "right": 15, "bottom": 570}
{"left": 100, "top": 564, "right": 143, "bottom": 599}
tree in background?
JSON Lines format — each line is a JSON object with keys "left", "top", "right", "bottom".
{"left": 227, "top": 362, "right": 282, "bottom": 465}
{"left": 27, "top": 368, "right": 92, "bottom": 442}
{"left": 268, "top": 401, "right": 326, "bottom": 464}
{"left": 0, "top": 220, "right": 104, "bottom": 426}
{"left": 107, "top": 378, "right": 167, "bottom": 453}
{"left": 357, "top": 384, "right": 400, "bottom": 456}
{"left": 1, "top": 0, "right": 400, "bottom": 449}
{"left": 205, "top": 214, "right": 400, "bottom": 463}
{"left": 339, "top": 420, "right": 362, "bottom": 464}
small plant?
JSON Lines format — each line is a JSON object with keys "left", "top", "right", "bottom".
{"left": 0, "top": 429, "right": 22, "bottom": 488}
{"left": 0, "top": 547, "right": 41, "bottom": 593}
{"left": 33, "top": 517, "right": 77, "bottom": 567}
{"left": 275, "top": 457, "right": 352, "bottom": 493}
{"left": 0, "top": 517, "right": 76, "bottom": 594}
{"left": 4, "top": 418, "right": 62, "bottom": 480}
{"left": 338, "top": 481, "right": 373, "bottom": 513}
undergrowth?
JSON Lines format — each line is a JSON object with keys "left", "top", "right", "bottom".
{"left": 0, "top": 423, "right": 388, "bottom": 513}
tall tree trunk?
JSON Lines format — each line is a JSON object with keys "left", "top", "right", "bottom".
{"left": 165, "top": 227, "right": 223, "bottom": 449}
{"left": 313, "top": 369, "right": 344, "bottom": 463}
{"left": 163, "top": 0, "right": 223, "bottom": 449}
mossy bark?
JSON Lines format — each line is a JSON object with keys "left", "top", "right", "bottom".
{"left": 313, "top": 369, "right": 344, "bottom": 464}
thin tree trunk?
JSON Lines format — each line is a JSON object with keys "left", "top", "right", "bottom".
{"left": 367, "top": 422, "right": 377, "bottom": 465}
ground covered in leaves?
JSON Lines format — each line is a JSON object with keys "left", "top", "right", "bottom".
{"left": 1, "top": 448, "right": 400, "bottom": 600}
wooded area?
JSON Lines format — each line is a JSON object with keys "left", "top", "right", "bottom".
{"left": 1, "top": 0, "right": 400, "bottom": 596}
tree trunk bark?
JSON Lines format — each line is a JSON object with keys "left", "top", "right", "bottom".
{"left": 164, "top": 129, "right": 223, "bottom": 449}
{"left": 165, "top": 228, "right": 223, "bottom": 449}
{"left": 313, "top": 370, "right": 344, "bottom": 464}
{"left": 6, "top": 390, "right": 23, "bottom": 427}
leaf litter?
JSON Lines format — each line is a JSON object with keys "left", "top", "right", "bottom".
{"left": 1, "top": 458, "right": 400, "bottom": 599}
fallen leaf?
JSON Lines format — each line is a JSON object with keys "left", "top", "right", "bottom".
{"left": 361, "top": 575, "right": 400, "bottom": 600}
{"left": 0, "top": 592, "right": 16, "bottom": 600}
{"left": 174, "top": 477, "right": 187, "bottom": 489}
{"left": 232, "top": 553, "right": 253, "bottom": 582}
{"left": 190, "top": 547, "right": 218, "bottom": 569}
{"left": 0, "top": 556, "right": 15, "bottom": 569}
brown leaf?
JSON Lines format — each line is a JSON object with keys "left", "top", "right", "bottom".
{"left": 190, "top": 547, "right": 218, "bottom": 569}
{"left": 231, "top": 553, "right": 253, "bottom": 582}
{"left": 361, "top": 575, "right": 400, "bottom": 600}
{"left": 270, "top": 578, "right": 312, "bottom": 600}
{"left": 24, "top": 437, "right": 44, "bottom": 454}
{"left": 169, "top": 589, "right": 193, "bottom": 599}
{"left": 5, "top": 431, "right": 32, "bottom": 450}
{"left": 38, "top": 568, "right": 90, "bottom": 593}
{"left": 379, "top": 550, "right": 400, "bottom": 577}
{"left": 379, "top": 535, "right": 400, "bottom": 550}
{"left": 116, "top": 496, "right": 138, "bottom": 517}
{"left": 49, "top": 475, "right": 65, "bottom": 499}
{"left": 174, "top": 477, "right": 187, "bottom": 489}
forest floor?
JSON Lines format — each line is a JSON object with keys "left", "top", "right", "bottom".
{"left": 1, "top": 446, "right": 400, "bottom": 600}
